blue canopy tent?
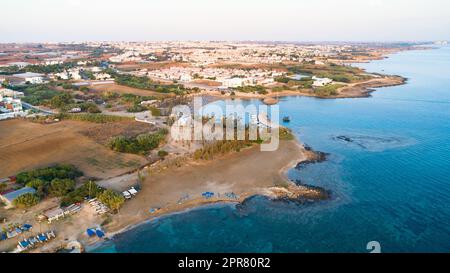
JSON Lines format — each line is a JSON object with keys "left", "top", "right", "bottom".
{"left": 202, "top": 192, "right": 214, "bottom": 199}
{"left": 38, "top": 234, "right": 47, "bottom": 242}
{"left": 86, "top": 229, "right": 96, "bottom": 237}
{"left": 19, "top": 240, "right": 30, "bottom": 248}
{"left": 96, "top": 229, "right": 105, "bottom": 238}
{"left": 22, "top": 224, "right": 32, "bottom": 231}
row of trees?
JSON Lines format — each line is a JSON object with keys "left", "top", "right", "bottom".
{"left": 14, "top": 84, "right": 60, "bottom": 106}
{"left": 58, "top": 113, "right": 132, "bottom": 123}
{"left": 16, "top": 164, "right": 83, "bottom": 185}
{"left": 193, "top": 139, "right": 253, "bottom": 160}
{"left": 111, "top": 72, "right": 187, "bottom": 95}
{"left": 233, "top": 85, "right": 267, "bottom": 94}
{"left": 13, "top": 165, "right": 83, "bottom": 208}
{"left": 14, "top": 165, "right": 125, "bottom": 211}
{"left": 0, "top": 62, "right": 79, "bottom": 75}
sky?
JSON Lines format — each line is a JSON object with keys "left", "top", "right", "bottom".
{"left": 1, "top": 0, "right": 449, "bottom": 42}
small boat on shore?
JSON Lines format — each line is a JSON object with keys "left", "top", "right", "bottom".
{"left": 282, "top": 116, "right": 291, "bottom": 122}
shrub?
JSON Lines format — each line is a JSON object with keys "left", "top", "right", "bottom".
{"left": 19, "top": 85, "right": 60, "bottom": 106}
{"left": 107, "top": 129, "right": 168, "bottom": 154}
{"left": 98, "top": 190, "right": 125, "bottom": 211}
{"left": 25, "top": 179, "right": 46, "bottom": 197}
{"left": 13, "top": 193, "right": 40, "bottom": 208}
{"left": 158, "top": 150, "right": 168, "bottom": 157}
{"left": 127, "top": 104, "right": 146, "bottom": 113}
{"left": 49, "top": 93, "right": 73, "bottom": 108}
{"left": 59, "top": 113, "right": 132, "bottom": 123}
{"left": 48, "top": 178, "right": 76, "bottom": 197}
{"left": 149, "top": 106, "right": 161, "bottom": 116}
{"left": 60, "top": 181, "right": 104, "bottom": 206}
{"left": 16, "top": 164, "right": 83, "bottom": 185}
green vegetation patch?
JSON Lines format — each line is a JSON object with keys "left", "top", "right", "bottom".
{"left": 233, "top": 85, "right": 267, "bottom": 94}
{"left": 287, "top": 63, "right": 371, "bottom": 83}
{"left": 313, "top": 84, "right": 345, "bottom": 97}
{"left": 108, "top": 70, "right": 187, "bottom": 95}
{"left": 15, "top": 84, "right": 60, "bottom": 106}
{"left": 13, "top": 193, "right": 40, "bottom": 208}
{"left": 107, "top": 128, "right": 168, "bottom": 155}
{"left": 58, "top": 113, "right": 132, "bottom": 123}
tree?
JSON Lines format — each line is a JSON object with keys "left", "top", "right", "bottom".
{"left": 87, "top": 104, "right": 101, "bottom": 113}
{"left": 158, "top": 150, "right": 168, "bottom": 157}
{"left": 13, "top": 193, "right": 40, "bottom": 208}
{"left": 0, "top": 183, "right": 7, "bottom": 192}
{"left": 98, "top": 190, "right": 125, "bottom": 212}
{"left": 25, "top": 179, "right": 46, "bottom": 197}
{"left": 48, "top": 178, "right": 75, "bottom": 197}
{"left": 49, "top": 93, "right": 73, "bottom": 108}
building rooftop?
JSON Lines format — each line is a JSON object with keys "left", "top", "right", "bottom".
{"left": 1, "top": 187, "right": 36, "bottom": 202}
{"left": 12, "top": 72, "right": 44, "bottom": 78}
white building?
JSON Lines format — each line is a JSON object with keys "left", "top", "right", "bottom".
{"left": 0, "top": 89, "right": 25, "bottom": 120}
{"left": 12, "top": 72, "right": 45, "bottom": 84}
{"left": 0, "top": 96, "right": 23, "bottom": 113}
{"left": 312, "top": 76, "right": 333, "bottom": 87}
{"left": 180, "top": 74, "right": 192, "bottom": 82}
{"left": 0, "top": 88, "right": 24, "bottom": 98}
{"left": 94, "top": 73, "right": 111, "bottom": 80}
{"left": 54, "top": 69, "right": 82, "bottom": 80}
{"left": 7, "top": 62, "right": 30, "bottom": 68}
{"left": 222, "top": 78, "right": 244, "bottom": 88}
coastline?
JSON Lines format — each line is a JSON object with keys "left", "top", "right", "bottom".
{"left": 189, "top": 47, "right": 416, "bottom": 103}
{"left": 5, "top": 47, "right": 423, "bottom": 253}
{"left": 84, "top": 49, "right": 412, "bottom": 252}
{"left": 193, "top": 75, "right": 407, "bottom": 103}
{"left": 86, "top": 138, "right": 329, "bottom": 252}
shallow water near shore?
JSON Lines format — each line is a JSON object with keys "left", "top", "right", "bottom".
{"left": 92, "top": 46, "right": 450, "bottom": 253}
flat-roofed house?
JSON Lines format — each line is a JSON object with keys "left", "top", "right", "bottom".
{"left": 43, "top": 207, "right": 65, "bottom": 223}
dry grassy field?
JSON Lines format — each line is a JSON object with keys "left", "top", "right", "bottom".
{"left": 0, "top": 119, "right": 148, "bottom": 179}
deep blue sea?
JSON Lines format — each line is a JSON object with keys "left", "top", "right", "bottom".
{"left": 93, "top": 46, "right": 450, "bottom": 253}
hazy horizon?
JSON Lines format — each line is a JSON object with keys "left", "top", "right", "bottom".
{"left": 1, "top": 0, "right": 450, "bottom": 43}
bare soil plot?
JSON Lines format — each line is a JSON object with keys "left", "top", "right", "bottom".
{"left": 80, "top": 121, "right": 155, "bottom": 145}
{"left": 0, "top": 119, "right": 147, "bottom": 179}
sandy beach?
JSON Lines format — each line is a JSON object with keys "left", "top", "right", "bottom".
{"left": 100, "top": 137, "right": 322, "bottom": 242}
{"left": 0, "top": 135, "right": 322, "bottom": 253}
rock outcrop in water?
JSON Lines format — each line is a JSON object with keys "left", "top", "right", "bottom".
{"left": 295, "top": 144, "right": 329, "bottom": 170}
{"left": 265, "top": 183, "right": 330, "bottom": 203}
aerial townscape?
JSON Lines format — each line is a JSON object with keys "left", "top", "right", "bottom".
{"left": 1, "top": 0, "right": 450, "bottom": 259}
{"left": 0, "top": 40, "right": 430, "bottom": 253}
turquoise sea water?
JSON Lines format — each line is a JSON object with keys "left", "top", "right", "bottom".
{"left": 93, "top": 46, "right": 450, "bottom": 253}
